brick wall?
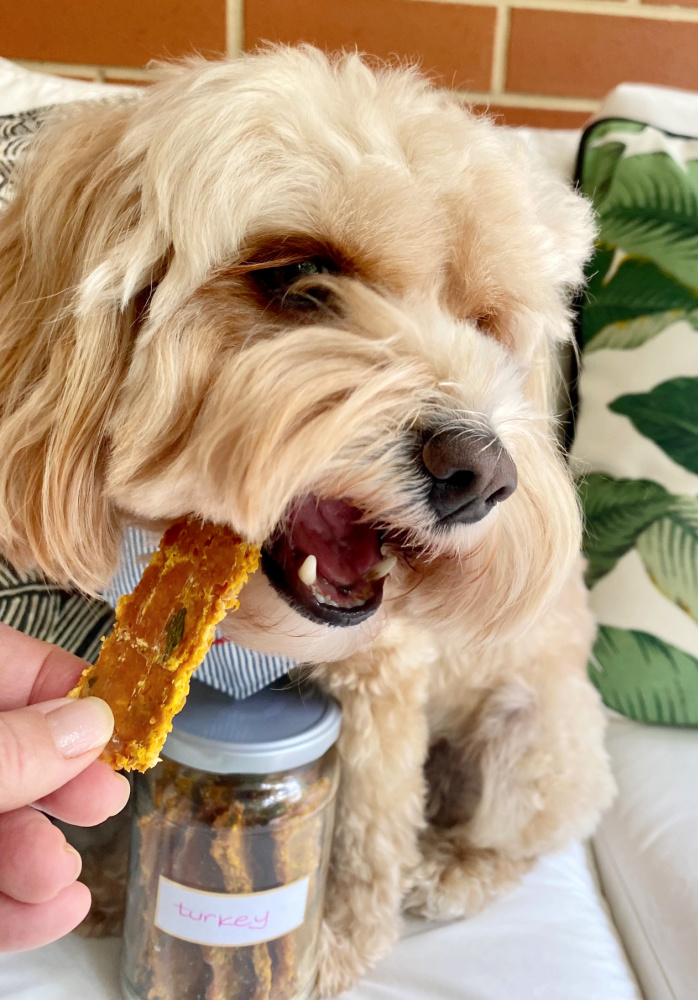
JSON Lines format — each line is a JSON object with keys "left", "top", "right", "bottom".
{"left": 5, "top": 0, "right": 698, "bottom": 127}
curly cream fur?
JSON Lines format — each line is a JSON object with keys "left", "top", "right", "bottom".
{"left": 0, "top": 47, "right": 614, "bottom": 995}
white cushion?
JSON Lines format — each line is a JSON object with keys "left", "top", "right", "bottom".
{"left": 517, "top": 83, "right": 698, "bottom": 187}
{"left": 598, "top": 83, "right": 698, "bottom": 138}
{"left": 594, "top": 716, "right": 698, "bottom": 1000}
{"left": 517, "top": 127, "right": 581, "bottom": 183}
{"left": 347, "top": 843, "right": 640, "bottom": 1000}
{"left": 0, "top": 843, "right": 640, "bottom": 1000}
{"left": 0, "top": 57, "right": 131, "bottom": 115}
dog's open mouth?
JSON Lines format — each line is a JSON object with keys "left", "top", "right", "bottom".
{"left": 262, "top": 495, "right": 396, "bottom": 627}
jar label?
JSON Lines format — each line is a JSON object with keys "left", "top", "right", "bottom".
{"left": 154, "top": 874, "right": 310, "bottom": 946}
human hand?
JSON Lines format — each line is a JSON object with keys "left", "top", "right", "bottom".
{"left": 0, "top": 622, "right": 130, "bottom": 952}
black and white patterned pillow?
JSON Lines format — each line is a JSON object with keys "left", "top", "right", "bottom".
{"left": 0, "top": 93, "right": 133, "bottom": 208}
{"left": 0, "top": 558, "right": 114, "bottom": 663}
{"left": 0, "top": 106, "right": 53, "bottom": 208}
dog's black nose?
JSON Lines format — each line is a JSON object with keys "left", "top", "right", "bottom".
{"left": 422, "top": 427, "right": 517, "bottom": 525}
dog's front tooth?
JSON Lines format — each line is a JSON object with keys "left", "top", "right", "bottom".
{"left": 298, "top": 554, "right": 318, "bottom": 586}
{"left": 367, "top": 555, "right": 397, "bottom": 581}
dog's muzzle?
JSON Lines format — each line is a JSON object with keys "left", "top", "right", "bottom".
{"left": 260, "top": 425, "right": 517, "bottom": 629}
{"left": 262, "top": 496, "right": 389, "bottom": 629}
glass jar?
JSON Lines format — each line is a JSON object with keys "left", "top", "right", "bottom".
{"left": 121, "top": 679, "right": 341, "bottom": 1000}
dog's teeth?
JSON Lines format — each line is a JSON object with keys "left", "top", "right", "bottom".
{"left": 367, "top": 555, "right": 397, "bottom": 581}
{"left": 313, "top": 590, "right": 340, "bottom": 607}
{"left": 312, "top": 589, "right": 366, "bottom": 609}
{"left": 298, "top": 554, "right": 318, "bottom": 587}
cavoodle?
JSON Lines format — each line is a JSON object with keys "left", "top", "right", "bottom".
{"left": 0, "top": 46, "right": 614, "bottom": 995}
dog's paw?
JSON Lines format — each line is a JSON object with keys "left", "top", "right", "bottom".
{"left": 315, "top": 921, "right": 369, "bottom": 998}
{"left": 406, "top": 837, "right": 531, "bottom": 920}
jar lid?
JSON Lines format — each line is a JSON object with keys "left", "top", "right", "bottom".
{"left": 161, "top": 678, "right": 342, "bottom": 774}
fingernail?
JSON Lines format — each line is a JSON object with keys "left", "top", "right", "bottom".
{"left": 108, "top": 772, "right": 132, "bottom": 817}
{"left": 63, "top": 843, "right": 83, "bottom": 881}
{"left": 46, "top": 698, "right": 114, "bottom": 758}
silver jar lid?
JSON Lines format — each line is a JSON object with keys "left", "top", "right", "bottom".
{"left": 161, "top": 678, "right": 342, "bottom": 775}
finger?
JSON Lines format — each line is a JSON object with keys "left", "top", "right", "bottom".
{"left": 0, "top": 623, "right": 88, "bottom": 711}
{"left": 34, "top": 760, "right": 131, "bottom": 827}
{"left": 0, "top": 697, "right": 114, "bottom": 812}
{"left": 0, "top": 807, "right": 81, "bottom": 904}
{"left": 30, "top": 644, "right": 91, "bottom": 704}
{"left": 0, "top": 882, "right": 91, "bottom": 953}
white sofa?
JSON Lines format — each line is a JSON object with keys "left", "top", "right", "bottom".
{"left": 0, "top": 58, "right": 696, "bottom": 1000}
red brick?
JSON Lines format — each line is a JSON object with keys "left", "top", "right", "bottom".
{"left": 49, "top": 71, "right": 100, "bottom": 83}
{"left": 644, "top": 0, "right": 698, "bottom": 7}
{"left": 102, "top": 75, "right": 154, "bottom": 87}
{"left": 245, "top": 0, "right": 497, "bottom": 91}
{"left": 1, "top": 0, "right": 226, "bottom": 68}
{"left": 475, "top": 104, "right": 593, "bottom": 129}
{"left": 507, "top": 9, "right": 698, "bottom": 99}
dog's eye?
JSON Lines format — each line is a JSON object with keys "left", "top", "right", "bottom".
{"left": 253, "top": 258, "right": 336, "bottom": 309}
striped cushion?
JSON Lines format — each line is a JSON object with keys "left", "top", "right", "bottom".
{"left": 0, "top": 558, "right": 114, "bottom": 663}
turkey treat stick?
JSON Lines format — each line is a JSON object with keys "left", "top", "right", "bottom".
{"left": 70, "top": 517, "right": 260, "bottom": 772}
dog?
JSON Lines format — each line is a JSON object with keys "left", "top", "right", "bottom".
{"left": 0, "top": 46, "right": 614, "bottom": 995}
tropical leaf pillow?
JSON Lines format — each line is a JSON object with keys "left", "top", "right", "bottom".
{"left": 573, "top": 117, "right": 698, "bottom": 726}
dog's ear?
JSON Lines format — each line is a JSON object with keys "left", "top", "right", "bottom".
{"left": 445, "top": 105, "right": 595, "bottom": 417}
{"left": 511, "top": 136, "right": 596, "bottom": 419}
{"left": 0, "top": 100, "right": 165, "bottom": 593}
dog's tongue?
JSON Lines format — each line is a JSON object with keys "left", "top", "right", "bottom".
{"left": 263, "top": 493, "right": 392, "bottom": 624}
{"left": 289, "top": 496, "right": 381, "bottom": 587}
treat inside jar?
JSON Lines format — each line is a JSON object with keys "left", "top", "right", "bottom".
{"left": 69, "top": 517, "right": 260, "bottom": 772}
{"left": 121, "top": 681, "right": 342, "bottom": 1000}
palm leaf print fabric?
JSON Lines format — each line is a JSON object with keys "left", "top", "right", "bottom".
{"left": 574, "top": 118, "right": 698, "bottom": 725}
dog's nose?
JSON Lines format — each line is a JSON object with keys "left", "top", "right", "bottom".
{"left": 422, "top": 427, "right": 517, "bottom": 525}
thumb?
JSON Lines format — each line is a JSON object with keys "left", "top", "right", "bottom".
{"left": 0, "top": 697, "right": 114, "bottom": 813}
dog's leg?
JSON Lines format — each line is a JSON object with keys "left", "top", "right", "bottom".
{"left": 310, "top": 626, "right": 431, "bottom": 997}
{"left": 408, "top": 573, "right": 615, "bottom": 920}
